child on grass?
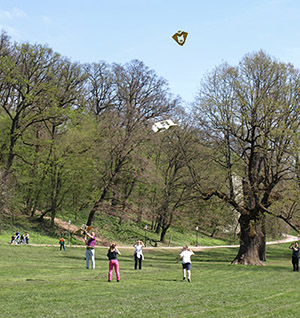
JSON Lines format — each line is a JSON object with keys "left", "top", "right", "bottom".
{"left": 107, "top": 243, "right": 121, "bottom": 282}
{"left": 59, "top": 237, "right": 65, "bottom": 251}
{"left": 177, "top": 246, "right": 194, "bottom": 282}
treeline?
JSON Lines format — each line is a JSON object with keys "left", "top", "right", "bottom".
{"left": 1, "top": 31, "right": 300, "bottom": 261}
{"left": 0, "top": 32, "right": 233, "bottom": 242}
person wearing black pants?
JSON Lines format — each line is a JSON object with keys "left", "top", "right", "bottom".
{"left": 134, "top": 240, "right": 144, "bottom": 270}
{"left": 289, "top": 242, "right": 299, "bottom": 271}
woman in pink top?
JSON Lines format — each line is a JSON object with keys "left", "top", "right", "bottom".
{"left": 85, "top": 232, "right": 96, "bottom": 270}
{"left": 107, "top": 243, "right": 121, "bottom": 282}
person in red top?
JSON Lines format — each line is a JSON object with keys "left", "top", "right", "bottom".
{"left": 85, "top": 231, "right": 96, "bottom": 270}
{"left": 59, "top": 237, "right": 65, "bottom": 251}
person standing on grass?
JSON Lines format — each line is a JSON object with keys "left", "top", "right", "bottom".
{"left": 107, "top": 243, "right": 121, "bottom": 282}
{"left": 85, "top": 231, "right": 96, "bottom": 270}
{"left": 15, "top": 231, "right": 20, "bottom": 244}
{"left": 177, "top": 246, "right": 194, "bottom": 282}
{"left": 25, "top": 232, "right": 29, "bottom": 245}
{"left": 134, "top": 240, "right": 144, "bottom": 270}
{"left": 289, "top": 242, "right": 299, "bottom": 272}
{"left": 20, "top": 234, "right": 25, "bottom": 244}
{"left": 59, "top": 237, "right": 65, "bottom": 251}
{"left": 10, "top": 235, "right": 16, "bottom": 244}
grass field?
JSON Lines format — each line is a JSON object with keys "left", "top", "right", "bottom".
{"left": 0, "top": 243, "right": 299, "bottom": 318}
{"left": 0, "top": 211, "right": 236, "bottom": 247}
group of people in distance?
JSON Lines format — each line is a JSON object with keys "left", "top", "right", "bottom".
{"left": 10, "top": 227, "right": 300, "bottom": 276}
{"left": 87, "top": 237, "right": 300, "bottom": 282}
{"left": 10, "top": 231, "right": 29, "bottom": 245}
{"left": 84, "top": 232, "right": 147, "bottom": 282}
{"left": 85, "top": 237, "right": 299, "bottom": 281}
{"left": 84, "top": 231, "right": 195, "bottom": 282}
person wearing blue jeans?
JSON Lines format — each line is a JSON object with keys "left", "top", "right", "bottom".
{"left": 85, "top": 232, "right": 96, "bottom": 270}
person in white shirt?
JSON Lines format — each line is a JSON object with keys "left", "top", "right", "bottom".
{"left": 177, "top": 246, "right": 194, "bottom": 282}
{"left": 134, "top": 240, "right": 144, "bottom": 270}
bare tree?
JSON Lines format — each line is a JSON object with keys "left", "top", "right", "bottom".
{"left": 84, "top": 62, "right": 116, "bottom": 116}
{"left": 192, "top": 51, "right": 300, "bottom": 264}
{"left": 86, "top": 60, "right": 177, "bottom": 226}
{"left": 151, "top": 117, "right": 198, "bottom": 242}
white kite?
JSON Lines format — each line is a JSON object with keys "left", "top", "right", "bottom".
{"left": 152, "top": 119, "right": 178, "bottom": 133}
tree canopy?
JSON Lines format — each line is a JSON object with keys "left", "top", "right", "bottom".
{"left": 192, "top": 51, "right": 300, "bottom": 264}
{"left": 1, "top": 32, "right": 300, "bottom": 264}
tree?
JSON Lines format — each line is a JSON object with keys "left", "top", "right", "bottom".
{"left": 84, "top": 62, "right": 116, "bottom": 116}
{"left": 193, "top": 51, "right": 300, "bottom": 264}
{"left": 0, "top": 38, "right": 63, "bottom": 232}
{"left": 26, "top": 59, "right": 87, "bottom": 226}
{"left": 151, "top": 117, "right": 198, "bottom": 243}
{"left": 0, "top": 35, "right": 87, "bottom": 228}
{"left": 86, "top": 60, "right": 177, "bottom": 226}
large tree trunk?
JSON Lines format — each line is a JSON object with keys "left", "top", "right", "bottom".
{"left": 160, "top": 225, "right": 169, "bottom": 243}
{"left": 155, "top": 215, "right": 162, "bottom": 234}
{"left": 0, "top": 167, "right": 12, "bottom": 234}
{"left": 232, "top": 213, "right": 265, "bottom": 265}
{"left": 86, "top": 186, "right": 109, "bottom": 226}
{"left": 160, "top": 216, "right": 172, "bottom": 243}
{"left": 87, "top": 201, "right": 101, "bottom": 226}
{"left": 259, "top": 214, "right": 266, "bottom": 261}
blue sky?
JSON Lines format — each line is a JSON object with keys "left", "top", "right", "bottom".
{"left": 0, "top": 0, "right": 299, "bottom": 104}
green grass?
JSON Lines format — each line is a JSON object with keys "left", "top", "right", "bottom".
{"left": 1, "top": 211, "right": 235, "bottom": 247}
{"left": 0, "top": 242, "right": 299, "bottom": 317}
{"left": 74, "top": 211, "right": 230, "bottom": 247}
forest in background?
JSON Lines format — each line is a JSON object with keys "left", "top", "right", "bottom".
{"left": 1, "top": 31, "right": 300, "bottom": 263}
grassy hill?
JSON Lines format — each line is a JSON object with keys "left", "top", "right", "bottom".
{"left": 0, "top": 209, "right": 236, "bottom": 247}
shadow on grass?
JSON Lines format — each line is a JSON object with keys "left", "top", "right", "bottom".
{"left": 63, "top": 255, "right": 87, "bottom": 260}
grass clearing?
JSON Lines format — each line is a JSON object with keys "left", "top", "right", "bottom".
{"left": 0, "top": 243, "right": 299, "bottom": 317}
{"left": 0, "top": 212, "right": 236, "bottom": 247}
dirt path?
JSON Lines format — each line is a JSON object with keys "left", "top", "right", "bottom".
{"left": 31, "top": 214, "right": 298, "bottom": 250}
{"left": 26, "top": 234, "right": 299, "bottom": 250}
{"left": 266, "top": 234, "right": 299, "bottom": 245}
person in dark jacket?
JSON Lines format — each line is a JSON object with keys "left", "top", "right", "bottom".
{"left": 107, "top": 243, "right": 121, "bottom": 282}
{"left": 289, "top": 241, "right": 299, "bottom": 271}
